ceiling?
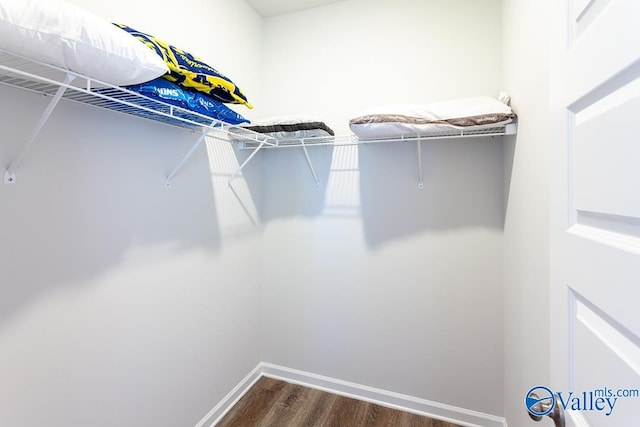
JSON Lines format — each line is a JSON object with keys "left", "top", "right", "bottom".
{"left": 245, "top": 0, "right": 347, "bottom": 17}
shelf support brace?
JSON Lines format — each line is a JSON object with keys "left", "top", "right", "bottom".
{"left": 300, "top": 140, "right": 320, "bottom": 188}
{"left": 417, "top": 140, "right": 424, "bottom": 189}
{"left": 165, "top": 126, "right": 215, "bottom": 186}
{"left": 227, "top": 140, "right": 267, "bottom": 187}
{"left": 4, "top": 74, "right": 75, "bottom": 184}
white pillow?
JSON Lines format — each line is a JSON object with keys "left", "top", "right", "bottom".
{"left": 0, "top": 0, "right": 169, "bottom": 86}
{"left": 352, "top": 96, "right": 514, "bottom": 121}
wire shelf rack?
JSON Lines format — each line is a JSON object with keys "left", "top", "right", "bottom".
{"left": 0, "top": 48, "right": 516, "bottom": 188}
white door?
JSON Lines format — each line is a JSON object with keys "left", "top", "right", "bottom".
{"left": 546, "top": 0, "right": 640, "bottom": 426}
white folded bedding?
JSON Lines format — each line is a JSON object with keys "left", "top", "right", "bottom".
{"left": 349, "top": 96, "right": 515, "bottom": 139}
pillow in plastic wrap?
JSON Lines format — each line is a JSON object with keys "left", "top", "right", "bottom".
{"left": 0, "top": 0, "right": 168, "bottom": 85}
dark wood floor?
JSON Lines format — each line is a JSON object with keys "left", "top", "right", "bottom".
{"left": 216, "top": 377, "right": 462, "bottom": 427}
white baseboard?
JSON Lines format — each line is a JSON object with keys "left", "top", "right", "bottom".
{"left": 261, "top": 363, "right": 507, "bottom": 427}
{"left": 197, "top": 362, "right": 508, "bottom": 427}
{"left": 195, "top": 363, "right": 262, "bottom": 427}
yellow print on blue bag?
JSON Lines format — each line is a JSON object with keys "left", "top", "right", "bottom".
{"left": 115, "top": 24, "right": 253, "bottom": 109}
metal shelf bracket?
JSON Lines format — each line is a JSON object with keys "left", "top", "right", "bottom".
{"left": 4, "top": 73, "right": 75, "bottom": 184}
{"left": 300, "top": 139, "right": 320, "bottom": 188}
{"left": 417, "top": 140, "right": 424, "bottom": 189}
{"left": 227, "top": 140, "right": 267, "bottom": 187}
{"left": 165, "top": 123, "right": 219, "bottom": 186}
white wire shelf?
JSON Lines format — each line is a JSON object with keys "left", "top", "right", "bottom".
{"left": 233, "top": 123, "right": 517, "bottom": 150}
{"left": 0, "top": 48, "right": 276, "bottom": 185}
{"left": 0, "top": 50, "right": 272, "bottom": 135}
{"left": 0, "top": 48, "right": 517, "bottom": 188}
{"left": 230, "top": 121, "right": 517, "bottom": 188}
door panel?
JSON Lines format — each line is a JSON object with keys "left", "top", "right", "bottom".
{"left": 550, "top": 0, "right": 640, "bottom": 426}
{"left": 573, "top": 0, "right": 614, "bottom": 40}
{"left": 566, "top": 0, "right": 640, "bottom": 103}
{"left": 572, "top": 291, "right": 640, "bottom": 425}
{"left": 574, "top": 88, "right": 640, "bottom": 219}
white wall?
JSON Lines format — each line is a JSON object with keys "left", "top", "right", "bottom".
{"left": 0, "top": 0, "right": 549, "bottom": 424}
{"left": 259, "top": 0, "right": 504, "bottom": 133}
{"left": 0, "top": 1, "right": 264, "bottom": 426}
{"left": 256, "top": 0, "right": 506, "bottom": 416}
{"left": 501, "top": 0, "right": 551, "bottom": 425}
